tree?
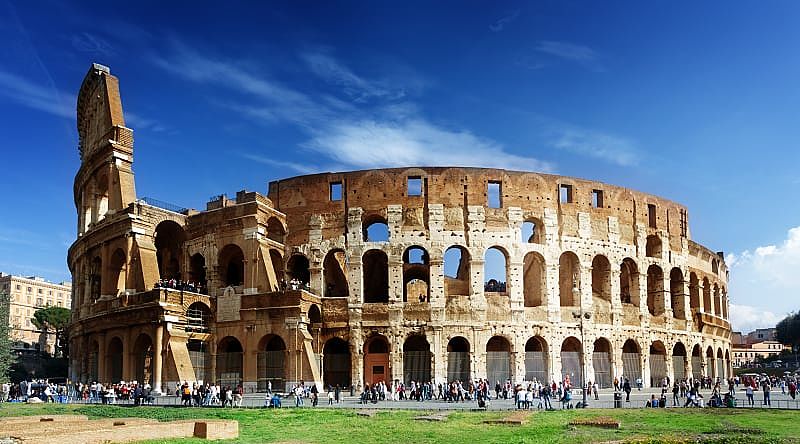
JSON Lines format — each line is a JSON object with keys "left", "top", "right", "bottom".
{"left": 776, "top": 311, "right": 800, "bottom": 349}
{"left": 31, "top": 306, "right": 71, "bottom": 357}
{"left": 0, "top": 290, "right": 15, "bottom": 383}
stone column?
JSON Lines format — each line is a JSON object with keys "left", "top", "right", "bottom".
{"left": 432, "top": 327, "right": 444, "bottom": 383}
{"left": 546, "top": 264, "right": 560, "bottom": 323}
{"left": 153, "top": 325, "right": 164, "bottom": 394}
{"left": 97, "top": 333, "right": 106, "bottom": 383}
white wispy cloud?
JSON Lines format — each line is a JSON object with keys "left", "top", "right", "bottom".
{"left": 727, "top": 226, "right": 800, "bottom": 331}
{"left": 70, "top": 32, "right": 115, "bottom": 56}
{"left": 535, "top": 40, "right": 604, "bottom": 71}
{"left": 490, "top": 10, "right": 521, "bottom": 32}
{"left": 0, "top": 70, "right": 73, "bottom": 118}
{"left": 300, "top": 51, "right": 405, "bottom": 102}
{"left": 547, "top": 122, "right": 639, "bottom": 166}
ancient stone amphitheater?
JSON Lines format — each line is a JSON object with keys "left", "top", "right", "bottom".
{"left": 68, "top": 64, "right": 731, "bottom": 394}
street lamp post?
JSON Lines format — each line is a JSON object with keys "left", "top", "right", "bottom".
{"left": 571, "top": 272, "right": 591, "bottom": 408}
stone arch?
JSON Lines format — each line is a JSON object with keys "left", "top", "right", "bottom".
{"left": 187, "top": 338, "right": 210, "bottom": 383}
{"left": 287, "top": 254, "right": 310, "bottom": 287}
{"left": 713, "top": 283, "right": 721, "bottom": 317}
{"left": 620, "top": 258, "right": 640, "bottom": 306}
{"left": 689, "top": 272, "right": 700, "bottom": 312}
{"left": 721, "top": 287, "right": 728, "bottom": 319}
{"left": 363, "top": 215, "right": 389, "bottom": 242}
{"left": 444, "top": 245, "right": 471, "bottom": 296}
{"left": 218, "top": 244, "right": 245, "bottom": 287}
{"left": 133, "top": 333, "right": 154, "bottom": 386}
{"left": 362, "top": 249, "right": 389, "bottom": 303}
{"left": 447, "top": 336, "right": 471, "bottom": 382}
{"left": 672, "top": 342, "right": 688, "bottom": 382}
{"left": 716, "top": 347, "right": 725, "bottom": 380}
{"left": 323, "top": 338, "right": 351, "bottom": 389}
{"left": 670, "top": 268, "right": 685, "bottom": 319}
{"left": 712, "top": 258, "right": 719, "bottom": 275}
{"left": 691, "top": 344, "right": 703, "bottom": 380}
{"left": 217, "top": 336, "right": 244, "bottom": 388}
{"left": 106, "top": 336, "right": 123, "bottom": 383}
{"left": 559, "top": 251, "right": 581, "bottom": 307}
{"left": 403, "top": 335, "right": 431, "bottom": 384}
{"left": 186, "top": 301, "right": 212, "bottom": 332}
{"left": 88, "top": 339, "right": 100, "bottom": 382}
{"left": 484, "top": 246, "right": 508, "bottom": 293}
{"left": 524, "top": 336, "right": 549, "bottom": 383}
{"left": 95, "top": 172, "right": 109, "bottom": 221}
{"left": 257, "top": 334, "right": 286, "bottom": 392}
{"left": 189, "top": 253, "right": 207, "bottom": 291}
{"left": 403, "top": 246, "right": 430, "bottom": 302}
{"left": 521, "top": 218, "right": 544, "bottom": 244}
{"left": 89, "top": 256, "right": 102, "bottom": 301}
{"left": 645, "top": 235, "right": 662, "bottom": 258}
{"left": 154, "top": 220, "right": 185, "bottom": 281}
{"left": 523, "top": 252, "right": 545, "bottom": 307}
{"left": 308, "top": 304, "right": 322, "bottom": 324}
{"left": 649, "top": 341, "right": 667, "bottom": 387}
{"left": 323, "top": 249, "right": 348, "bottom": 297}
{"left": 622, "top": 339, "right": 642, "bottom": 383}
{"left": 592, "top": 337, "right": 613, "bottom": 388}
{"left": 647, "top": 264, "right": 665, "bottom": 316}
{"left": 486, "top": 336, "right": 512, "bottom": 384}
{"left": 363, "top": 335, "right": 390, "bottom": 386}
{"left": 706, "top": 346, "right": 715, "bottom": 378}
{"left": 268, "top": 249, "right": 283, "bottom": 289}
{"left": 702, "top": 277, "right": 712, "bottom": 314}
{"left": 107, "top": 248, "right": 126, "bottom": 296}
{"left": 561, "top": 337, "right": 583, "bottom": 387}
{"left": 266, "top": 217, "right": 286, "bottom": 243}
{"left": 591, "top": 255, "right": 612, "bottom": 309}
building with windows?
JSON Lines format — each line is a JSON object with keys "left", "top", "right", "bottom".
{"left": 732, "top": 341, "right": 790, "bottom": 368}
{"left": 0, "top": 272, "right": 72, "bottom": 353}
{"left": 67, "top": 64, "right": 732, "bottom": 394}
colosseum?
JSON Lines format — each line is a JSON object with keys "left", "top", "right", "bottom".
{"left": 67, "top": 64, "right": 731, "bottom": 394}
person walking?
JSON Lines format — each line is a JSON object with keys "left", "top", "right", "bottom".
{"left": 623, "top": 378, "right": 632, "bottom": 402}
{"left": 672, "top": 383, "right": 680, "bottom": 406}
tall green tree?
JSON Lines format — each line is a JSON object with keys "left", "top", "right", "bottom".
{"left": 0, "top": 290, "right": 15, "bottom": 383}
{"left": 31, "top": 306, "right": 71, "bottom": 357}
{"left": 776, "top": 311, "right": 800, "bottom": 349}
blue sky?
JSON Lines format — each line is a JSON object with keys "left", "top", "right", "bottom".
{"left": 1, "top": 0, "right": 800, "bottom": 333}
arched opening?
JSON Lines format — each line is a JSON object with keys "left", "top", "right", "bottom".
{"left": 217, "top": 336, "right": 244, "bottom": 388}
{"left": 622, "top": 339, "right": 642, "bottom": 383}
{"left": 591, "top": 255, "right": 612, "bottom": 310}
{"left": 308, "top": 304, "right": 322, "bottom": 324}
{"left": 649, "top": 341, "right": 667, "bottom": 387}
{"left": 362, "top": 250, "right": 389, "bottom": 303}
{"left": 133, "top": 334, "right": 154, "bottom": 386}
{"left": 702, "top": 277, "right": 712, "bottom": 314}
{"left": 107, "top": 337, "right": 123, "bottom": 383}
{"left": 363, "top": 216, "right": 389, "bottom": 242}
{"left": 266, "top": 217, "right": 286, "bottom": 244}
{"left": 670, "top": 268, "right": 685, "bottom": 320}
{"left": 189, "top": 253, "right": 207, "bottom": 292}
{"left": 88, "top": 340, "right": 99, "bottom": 382}
{"left": 444, "top": 246, "right": 471, "bottom": 296}
{"left": 559, "top": 252, "right": 581, "bottom": 307}
{"left": 523, "top": 252, "right": 545, "bottom": 307}
{"left": 561, "top": 337, "right": 583, "bottom": 388}
{"left": 447, "top": 336, "right": 470, "bottom": 382}
{"left": 187, "top": 339, "right": 210, "bottom": 383}
{"left": 725, "top": 350, "right": 731, "bottom": 379}
{"left": 592, "top": 337, "right": 612, "bottom": 388}
{"left": 717, "top": 348, "right": 725, "bottom": 380}
{"left": 286, "top": 254, "right": 310, "bottom": 289}
{"left": 108, "top": 248, "right": 126, "bottom": 296}
{"left": 89, "top": 256, "right": 102, "bottom": 301}
{"left": 645, "top": 235, "right": 662, "bottom": 258}
{"left": 647, "top": 265, "right": 665, "bottom": 316}
{"left": 96, "top": 174, "right": 109, "bottom": 221}
{"left": 689, "top": 272, "right": 700, "bottom": 314}
{"left": 691, "top": 345, "right": 703, "bottom": 380}
{"left": 521, "top": 218, "right": 544, "bottom": 244}
{"left": 269, "top": 249, "right": 283, "bottom": 290}
{"left": 363, "top": 335, "right": 390, "bottom": 386}
{"left": 403, "top": 246, "right": 430, "bottom": 302}
{"left": 154, "top": 221, "right": 185, "bottom": 281}
{"left": 323, "top": 338, "right": 351, "bottom": 389}
{"left": 706, "top": 346, "right": 715, "bottom": 378}
{"left": 323, "top": 249, "right": 349, "bottom": 297}
{"left": 486, "top": 336, "right": 512, "bottom": 384}
{"left": 218, "top": 244, "right": 245, "bottom": 287}
{"left": 672, "top": 342, "right": 687, "bottom": 382}
{"left": 258, "top": 335, "right": 286, "bottom": 392}
{"left": 524, "top": 336, "right": 549, "bottom": 383}
{"left": 620, "top": 258, "right": 639, "bottom": 306}
{"left": 403, "top": 335, "right": 431, "bottom": 384}
{"left": 484, "top": 247, "right": 508, "bottom": 293}
{"left": 713, "top": 283, "right": 721, "bottom": 317}
{"left": 186, "top": 302, "right": 212, "bottom": 332}
{"left": 712, "top": 258, "right": 719, "bottom": 275}
{"left": 721, "top": 287, "right": 728, "bottom": 319}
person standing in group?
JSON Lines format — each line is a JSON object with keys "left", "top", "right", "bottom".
{"left": 762, "top": 381, "right": 771, "bottom": 407}
{"left": 745, "top": 384, "right": 754, "bottom": 406}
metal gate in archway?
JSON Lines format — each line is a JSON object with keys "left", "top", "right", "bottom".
{"left": 524, "top": 352, "right": 548, "bottom": 383}
{"left": 649, "top": 354, "right": 667, "bottom": 387}
{"left": 622, "top": 352, "right": 641, "bottom": 383}
{"left": 561, "top": 352, "right": 582, "bottom": 387}
{"left": 592, "top": 352, "right": 612, "bottom": 388}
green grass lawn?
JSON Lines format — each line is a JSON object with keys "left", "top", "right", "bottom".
{"left": 1, "top": 403, "right": 798, "bottom": 444}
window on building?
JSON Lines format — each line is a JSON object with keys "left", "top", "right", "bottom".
{"left": 48, "top": 290, "right": 52, "bottom": 295}
{"left": 27, "top": 287, "right": 32, "bottom": 293}
{"left": 330, "top": 182, "right": 343, "bottom": 201}
{"left": 559, "top": 184, "right": 573, "bottom": 203}
{"left": 407, "top": 176, "right": 422, "bottom": 196}
{"left": 15, "top": 284, "right": 20, "bottom": 290}
{"left": 592, "top": 189, "right": 603, "bottom": 208}
{"left": 35, "top": 298, "right": 42, "bottom": 306}
{"left": 47, "top": 300, "right": 52, "bottom": 306}
{"left": 38, "top": 289, "right": 42, "bottom": 294}
{"left": 58, "top": 292, "right": 62, "bottom": 298}
{"left": 487, "top": 181, "right": 502, "bottom": 208}
{"left": 648, "top": 204, "right": 657, "bottom": 228}
{"left": 57, "top": 301, "right": 62, "bottom": 307}
{"left": 26, "top": 296, "right": 31, "bottom": 304}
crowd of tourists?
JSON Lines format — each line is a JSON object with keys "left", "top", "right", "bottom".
{"left": 154, "top": 279, "right": 207, "bottom": 294}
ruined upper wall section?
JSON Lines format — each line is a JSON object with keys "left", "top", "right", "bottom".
{"left": 76, "top": 63, "right": 131, "bottom": 161}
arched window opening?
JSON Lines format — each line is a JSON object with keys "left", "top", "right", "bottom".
{"left": 363, "top": 250, "right": 389, "bottom": 303}
{"left": 323, "top": 249, "right": 349, "bottom": 297}
{"left": 88, "top": 341, "right": 100, "bottom": 382}
{"left": 622, "top": 339, "right": 642, "bottom": 383}
{"left": 689, "top": 272, "right": 700, "bottom": 312}
{"left": 672, "top": 342, "right": 687, "bottom": 382}
{"left": 521, "top": 218, "right": 544, "bottom": 244}
{"left": 108, "top": 248, "right": 126, "bottom": 296}
{"left": 716, "top": 348, "right": 726, "bottom": 380}
{"left": 444, "top": 246, "right": 471, "bottom": 297}
{"left": 403, "top": 335, "right": 431, "bottom": 384}
{"left": 89, "top": 256, "right": 102, "bottom": 301}
{"left": 484, "top": 247, "right": 508, "bottom": 293}
{"left": 646, "top": 265, "right": 665, "bottom": 316}
{"left": 447, "top": 337, "right": 470, "bottom": 382}
{"left": 287, "top": 254, "right": 310, "bottom": 290}
{"left": 133, "top": 334, "right": 154, "bottom": 386}
{"left": 258, "top": 335, "right": 286, "bottom": 392}
{"left": 523, "top": 252, "right": 545, "bottom": 307}
{"left": 691, "top": 345, "right": 703, "bottom": 380}
{"left": 96, "top": 174, "right": 109, "bottom": 221}
{"left": 486, "top": 336, "right": 512, "bottom": 384}
{"left": 591, "top": 255, "right": 612, "bottom": 309}
{"left": 592, "top": 338, "right": 612, "bottom": 388}
{"left": 620, "top": 258, "right": 639, "bottom": 306}
{"left": 711, "top": 258, "right": 719, "bottom": 275}
{"left": 363, "top": 216, "right": 389, "bottom": 242}
{"left": 559, "top": 252, "right": 580, "bottom": 307}
{"left": 702, "top": 277, "right": 712, "bottom": 314}
{"left": 524, "top": 337, "right": 548, "bottom": 383}
{"left": 561, "top": 337, "right": 583, "bottom": 388}
{"left": 308, "top": 304, "right": 322, "bottom": 324}
{"left": 645, "top": 235, "right": 662, "bottom": 258}
{"left": 670, "top": 268, "right": 685, "bottom": 320}
{"left": 154, "top": 221, "right": 186, "bottom": 281}
{"left": 187, "top": 339, "right": 210, "bottom": 383}
{"left": 266, "top": 217, "right": 286, "bottom": 244}
{"left": 706, "top": 346, "right": 716, "bottom": 378}
{"left": 649, "top": 341, "right": 667, "bottom": 387}
{"left": 217, "top": 336, "right": 244, "bottom": 388}
{"left": 403, "top": 246, "right": 430, "bottom": 302}
{"left": 713, "top": 283, "right": 721, "bottom": 317}
{"left": 186, "top": 302, "right": 212, "bottom": 332}
{"left": 189, "top": 253, "right": 207, "bottom": 293}
{"left": 218, "top": 244, "right": 245, "bottom": 288}
{"left": 269, "top": 249, "right": 283, "bottom": 290}
{"left": 107, "top": 337, "right": 123, "bottom": 383}
{"left": 323, "top": 338, "right": 351, "bottom": 389}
